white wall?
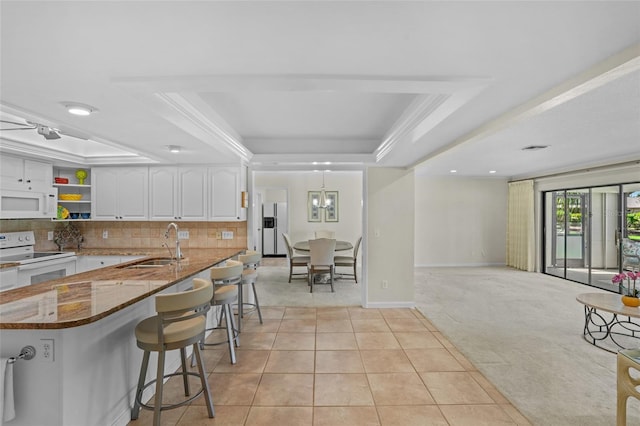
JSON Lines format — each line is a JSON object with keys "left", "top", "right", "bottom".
{"left": 414, "top": 176, "right": 508, "bottom": 267}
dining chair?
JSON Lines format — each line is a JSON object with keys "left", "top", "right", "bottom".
{"left": 308, "top": 238, "right": 336, "bottom": 292}
{"left": 315, "top": 230, "right": 335, "bottom": 239}
{"left": 131, "top": 278, "right": 214, "bottom": 425}
{"left": 283, "top": 233, "right": 310, "bottom": 283}
{"left": 334, "top": 236, "right": 361, "bottom": 283}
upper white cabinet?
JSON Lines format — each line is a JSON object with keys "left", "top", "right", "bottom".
{"left": 0, "top": 154, "right": 52, "bottom": 190}
{"left": 209, "top": 165, "right": 247, "bottom": 221}
{"left": 149, "top": 167, "right": 207, "bottom": 221}
{"left": 92, "top": 167, "right": 149, "bottom": 220}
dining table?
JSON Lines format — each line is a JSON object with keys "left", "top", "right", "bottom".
{"left": 293, "top": 240, "right": 353, "bottom": 252}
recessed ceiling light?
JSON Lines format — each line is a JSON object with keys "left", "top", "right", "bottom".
{"left": 63, "top": 102, "right": 97, "bottom": 116}
{"left": 450, "top": 169, "right": 457, "bottom": 173}
{"left": 489, "top": 170, "right": 497, "bottom": 174}
{"left": 167, "top": 145, "right": 181, "bottom": 153}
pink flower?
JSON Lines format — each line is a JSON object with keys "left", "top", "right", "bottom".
{"left": 612, "top": 273, "right": 626, "bottom": 284}
{"left": 626, "top": 271, "right": 638, "bottom": 280}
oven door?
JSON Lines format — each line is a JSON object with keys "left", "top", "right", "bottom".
{"left": 17, "top": 256, "right": 77, "bottom": 287}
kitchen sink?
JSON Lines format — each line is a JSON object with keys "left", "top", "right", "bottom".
{"left": 119, "top": 258, "right": 175, "bottom": 269}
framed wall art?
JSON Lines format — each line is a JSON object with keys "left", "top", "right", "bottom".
{"left": 324, "top": 191, "right": 339, "bottom": 222}
{"left": 307, "top": 191, "right": 321, "bottom": 222}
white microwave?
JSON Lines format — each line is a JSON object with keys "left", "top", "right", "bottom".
{"left": 0, "top": 187, "right": 58, "bottom": 219}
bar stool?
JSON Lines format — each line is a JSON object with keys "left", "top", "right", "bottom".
{"left": 238, "top": 250, "right": 263, "bottom": 328}
{"left": 131, "top": 279, "right": 214, "bottom": 426}
{"left": 194, "top": 277, "right": 239, "bottom": 365}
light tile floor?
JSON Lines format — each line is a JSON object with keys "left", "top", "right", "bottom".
{"left": 129, "top": 306, "right": 530, "bottom": 426}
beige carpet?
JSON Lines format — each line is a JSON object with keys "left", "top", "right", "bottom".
{"left": 414, "top": 266, "right": 640, "bottom": 426}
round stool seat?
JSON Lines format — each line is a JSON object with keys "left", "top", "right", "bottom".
{"left": 242, "top": 269, "right": 258, "bottom": 283}
{"left": 211, "top": 260, "right": 243, "bottom": 284}
{"left": 214, "top": 285, "right": 237, "bottom": 305}
{"left": 239, "top": 251, "right": 261, "bottom": 268}
{"left": 135, "top": 315, "right": 205, "bottom": 351}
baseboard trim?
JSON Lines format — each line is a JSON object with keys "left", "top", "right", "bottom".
{"left": 364, "top": 301, "right": 415, "bottom": 309}
{"left": 414, "top": 262, "right": 506, "bottom": 268}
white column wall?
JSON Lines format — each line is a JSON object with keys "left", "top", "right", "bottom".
{"left": 365, "top": 168, "right": 415, "bottom": 307}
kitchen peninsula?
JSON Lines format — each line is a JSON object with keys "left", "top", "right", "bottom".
{"left": 0, "top": 247, "right": 244, "bottom": 426}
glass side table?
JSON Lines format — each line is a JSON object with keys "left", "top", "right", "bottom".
{"left": 617, "top": 348, "right": 640, "bottom": 426}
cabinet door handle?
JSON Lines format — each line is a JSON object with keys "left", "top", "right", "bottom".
{"left": 26, "top": 179, "right": 31, "bottom": 183}
{"left": 18, "top": 178, "right": 23, "bottom": 182}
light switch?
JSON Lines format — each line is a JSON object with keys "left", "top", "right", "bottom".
{"left": 222, "top": 231, "right": 233, "bottom": 240}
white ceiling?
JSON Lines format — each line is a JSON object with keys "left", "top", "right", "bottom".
{"left": 0, "top": 1, "right": 639, "bottom": 179}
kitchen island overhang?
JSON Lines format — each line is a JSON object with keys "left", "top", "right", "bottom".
{"left": 0, "top": 247, "right": 245, "bottom": 426}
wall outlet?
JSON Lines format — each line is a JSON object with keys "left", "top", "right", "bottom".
{"left": 178, "top": 231, "right": 189, "bottom": 240}
{"left": 382, "top": 280, "right": 389, "bottom": 289}
{"left": 102, "top": 230, "right": 108, "bottom": 239}
{"left": 40, "top": 338, "right": 54, "bottom": 363}
{"left": 222, "top": 231, "right": 234, "bottom": 240}
{"left": 47, "top": 231, "right": 54, "bottom": 241}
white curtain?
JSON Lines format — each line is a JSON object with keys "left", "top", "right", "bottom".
{"left": 507, "top": 180, "right": 535, "bottom": 271}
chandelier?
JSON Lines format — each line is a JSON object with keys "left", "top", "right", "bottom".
{"left": 313, "top": 171, "right": 332, "bottom": 209}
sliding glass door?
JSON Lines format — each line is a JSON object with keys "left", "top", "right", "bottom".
{"left": 546, "top": 189, "right": 590, "bottom": 282}
{"left": 544, "top": 183, "right": 639, "bottom": 291}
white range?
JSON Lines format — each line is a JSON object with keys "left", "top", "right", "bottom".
{"left": 0, "top": 231, "right": 76, "bottom": 291}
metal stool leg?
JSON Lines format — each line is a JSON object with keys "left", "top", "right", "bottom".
{"left": 236, "top": 284, "right": 243, "bottom": 332}
{"left": 251, "top": 282, "right": 263, "bottom": 324}
{"left": 131, "top": 350, "right": 150, "bottom": 420}
{"left": 180, "top": 347, "right": 190, "bottom": 396}
{"left": 192, "top": 342, "right": 215, "bottom": 418}
{"left": 153, "top": 350, "right": 165, "bottom": 426}
{"left": 224, "top": 303, "right": 237, "bottom": 364}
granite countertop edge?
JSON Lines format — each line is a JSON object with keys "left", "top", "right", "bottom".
{"left": 0, "top": 247, "right": 245, "bottom": 330}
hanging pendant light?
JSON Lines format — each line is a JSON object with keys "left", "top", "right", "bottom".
{"left": 318, "top": 171, "right": 330, "bottom": 209}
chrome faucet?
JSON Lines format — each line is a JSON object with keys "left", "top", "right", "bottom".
{"left": 164, "top": 222, "right": 182, "bottom": 260}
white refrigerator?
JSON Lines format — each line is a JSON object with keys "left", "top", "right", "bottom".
{"left": 262, "top": 202, "right": 288, "bottom": 256}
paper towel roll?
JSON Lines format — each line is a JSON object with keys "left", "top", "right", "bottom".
{"left": 0, "top": 357, "right": 16, "bottom": 423}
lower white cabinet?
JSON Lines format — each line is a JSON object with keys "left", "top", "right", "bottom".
{"left": 76, "top": 255, "right": 144, "bottom": 274}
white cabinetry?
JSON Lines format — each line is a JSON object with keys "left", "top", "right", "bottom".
{"left": 149, "top": 167, "right": 207, "bottom": 221}
{"left": 53, "top": 167, "right": 92, "bottom": 220}
{"left": 92, "top": 167, "right": 149, "bottom": 220}
{"left": 76, "top": 255, "right": 145, "bottom": 273}
{"left": 209, "top": 165, "right": 246, "bottom": 221}
{"left": 0, "top": 154, "right": 52, "bottom": 190}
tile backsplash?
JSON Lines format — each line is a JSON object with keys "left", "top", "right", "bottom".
{"left": 0, "top": 219, "right": 247, "bottom": 251}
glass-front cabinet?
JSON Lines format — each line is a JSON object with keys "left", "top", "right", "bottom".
{"left": 543, "top": 182, "right": 640, "bottom": 292}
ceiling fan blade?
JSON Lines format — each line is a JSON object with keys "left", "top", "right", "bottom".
{"left": 57, "top": 128, "right": 90, "bottom": 140}
{"left": 1, "top": 119, "right": 90, "bottom": 141}
{"left": 0, "top": 119, "right": 37, "bottom": 131}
